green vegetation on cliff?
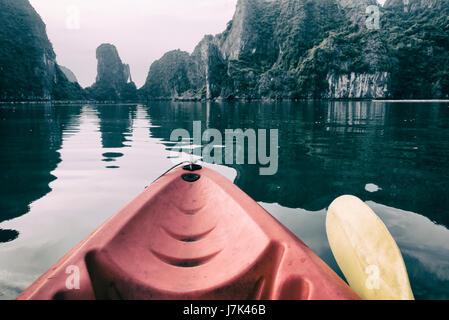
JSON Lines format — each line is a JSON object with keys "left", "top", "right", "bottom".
{"left": 2, "top": 0, "right": 448, "bottom": 101}
{"left": 86, "top": 44, "right": 138, "bottom": 102}
{"left": 0, "top": 0, "right": 84, "bottom": 101}
{"left": 141, "top": 0, "right": 449, "bottom": 100}
{"left": 140, "top": 50, "right": 193, "bottom": 99}
{"left": 382, "top": 3, "right": 449, "bottom": 98}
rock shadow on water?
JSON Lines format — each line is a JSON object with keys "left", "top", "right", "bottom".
{"left": 102, "top": 152, "right": 124, "bottom": 159}
{"left": 0, "top": 103, "right": 83, "bottom": 245}
{"left": 0, "top": 229, "right": 19, "bottom": 243}
{"left": 102, "top": 152, "right": 123, "bottom": 168}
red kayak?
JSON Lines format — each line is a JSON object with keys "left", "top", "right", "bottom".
{"left": 18, "top": 165, "right": 359, "bottom": 300}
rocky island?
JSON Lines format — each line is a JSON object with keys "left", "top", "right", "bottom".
{"left": 85, "top": 44, "right": 138, "bottom": 102}
{"left": 140, "top": 0, "right": 449, "bottom": 100}
{"left": 0, "top": 0, "right": 85, "bottom": 101}
{"left": 0, "top": 0, "right": 448, "bottom": 101}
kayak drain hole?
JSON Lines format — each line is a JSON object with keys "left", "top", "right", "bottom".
{"left": 152, "top": 250, "right": 220, "bottom": 268}
{"left": 172, "top": 260, "right": 202, "bottom": 268}
{"left": 183, "top": 164, "right": 202, "bottom": 172}
{"left": 180, "top": 238, "right": 197, "bottom": 242}
{"left": 182, "top": 173, "right": 200, "bottom": 182}
{"left": 162, "top": 226, "right": 215, "bottom": 243}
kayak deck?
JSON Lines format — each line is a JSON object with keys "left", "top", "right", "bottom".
{"left": 18, "top": 166, "right": 359, "bottom": 300}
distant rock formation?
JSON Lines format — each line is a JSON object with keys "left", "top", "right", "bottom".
{"left": 140, "top": 0, "right": 449, "bottom": 100}
{"left": 140, "top": 50, "right": 192, "bottom": 100}
{"left": 0, "top": 0, "right": 84, "bottom": 101}
{"left": 59, "top": 65, "right": 78, "bottom": 83}
{"left": 2, "top": 0, "right": 447, "bottom": 101}
{"left": 140, "top": 36, "right": 229, "bottom": 101}
{"left": 86, "top": 44, "right": 138, "bottom": 102}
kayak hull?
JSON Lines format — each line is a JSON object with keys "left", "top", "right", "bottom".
{"left": 18, "top": 166, "right": 359, "bottom": 300}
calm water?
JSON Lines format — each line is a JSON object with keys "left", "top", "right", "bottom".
{"left": 0, "top": 101, "right": 448, "bottom": 300}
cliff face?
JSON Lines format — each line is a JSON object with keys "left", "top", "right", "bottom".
{"left": 86, "top": 44, "right": 137, "bottom": 102}
{"left": 141, "top": 0, "right": 449, "bottom": 100}
{"left": 384, "top": 0, "right": 443, "bottom": 11}
{"left": 190, "top": 36, "right": 230, "bottom": 100}
{"left": 140, "top": 50, "right": 193, "bottom": 99}
{"left": 59, "top": 66, "right": 78, "bottom": 83}
{"left": 326, "top": 72, "right": 390, "bottom": 99}
{"left": 0, "top": 0, "right": 84, "bottom": 101}
{"left": 383, "top": 0, "right": 449, "bottom": 98}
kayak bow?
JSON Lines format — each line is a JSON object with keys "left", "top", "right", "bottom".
{"left": 18, "top": 165, "right": 359, "bottom": 300}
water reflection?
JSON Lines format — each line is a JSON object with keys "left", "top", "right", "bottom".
{"left": 102, "top": 152, "right": 124, "bottom": 165}
{"left": 147, "top": 101, "right": 449, "bottom": 229}
{"left": 0, "top": 229, "right": 18, "bottom": 243}
{"left": 0, "top": 104, "right": 159, "bottom": 299}
{"left": 97, "top": 105, "right": 136, "bottom": 149}
{"left": 0, "top": 103, "right": 82, "bottom": 242}
{"left": 97, "top": 105, "right": 137, "bottom": 169}
{"left": 0, "top": 101, "right": 448, "bottom": 300}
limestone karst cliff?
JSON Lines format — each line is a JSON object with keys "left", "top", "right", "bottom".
{"left": 59, "top": 66, "right": 78, "bottom": 84}
{"left": 1, "top": 0, "right": 448, "bottom": 101}
{"left": 0, "top": 0, "right": 84, "bottom": 101}
{"left": 140, "top": 0, "right": 449, "bottom": 100}
{"left": 86, "top": 44, "right": 138, "bottom": 102}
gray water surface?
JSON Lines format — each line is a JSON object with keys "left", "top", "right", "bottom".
{"left": 0, "top": 101, "right": 448, "bottom": 299}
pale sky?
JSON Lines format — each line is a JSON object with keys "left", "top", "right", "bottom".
{"left": 30, "top": 0, "right": 238, "bottom": 88}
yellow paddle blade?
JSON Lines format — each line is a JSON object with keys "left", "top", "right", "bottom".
{"left": 326, "top": 195, "right": 414, "bottom": 300}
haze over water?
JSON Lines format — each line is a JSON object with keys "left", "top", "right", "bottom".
{"left": 0, "top": 101, "right": 448, "bottom": 299}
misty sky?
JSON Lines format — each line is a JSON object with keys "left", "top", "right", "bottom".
{"left": 30, "top": 0, "right": 238, "bottom": 88}
{"left": 30, "top": 0, "right": 387, "bottom": 88}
